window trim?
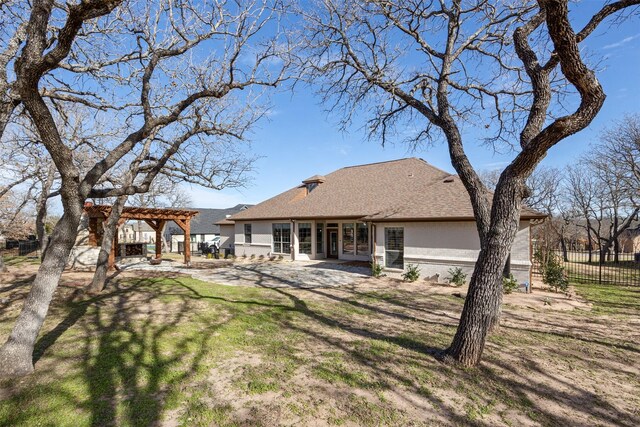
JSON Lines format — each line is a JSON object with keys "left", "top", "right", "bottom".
{"left": 244, "top": 224, "right": 252, "bottom": 244}
{"left": 384, "top": 227, "right": 404, "bottom": 269}
{"left": 316, "top": 223, "right": 324, "bottom": 254}
{"left": 355, "top": 222, "right": 369, "bottom": 255}
{"left": 298, "top": 222, "right": 312, "bottom": 255}
{"left": 272, "top": 223, "right": 291, "bottom": 254}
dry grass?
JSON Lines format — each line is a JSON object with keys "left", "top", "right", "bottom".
{"left": 0, "top": 260, "right": 638, "bottom": 426}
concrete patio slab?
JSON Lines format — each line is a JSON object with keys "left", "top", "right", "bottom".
{"left": 119, "top": 260, "right": 370, "bottom": 288}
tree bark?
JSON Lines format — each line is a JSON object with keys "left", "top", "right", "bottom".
{"left": 0, "top": 198, "right": 83, "bottom": 378}
{"left": 560, "top": 236, "right": 568, "bottom": 262}
{"left": 446, "top": 177, "right": 525, "bottom": 367}
{"left": 35, "top": 164, "right": 56, "bottom": 257}
{"left": 86, "top": 195, "right": 127, "bottom": 294}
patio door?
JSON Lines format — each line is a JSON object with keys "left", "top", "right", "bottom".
{"left": 327, "top": 229, "right": 339, "bottom": 258}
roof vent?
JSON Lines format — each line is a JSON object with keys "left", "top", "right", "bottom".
{"left": 443, "top": 175, "right": 455, "bottom": 183}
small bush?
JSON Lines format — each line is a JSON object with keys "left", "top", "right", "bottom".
{"left": 446, "top": 267, "right": 467, "bottom": 286}
{"left": 258, "top": 254, "right": 264, "bottom": 260}
{"left": 502, "top": 274, "right": 519, "bottom": 294}
{"left": 371, "top": 262, "right": 385, "bottom": 278}
{"left": 402, "top": 264, "right": 420, "bottom": 282}
{"left": 278, "top": 254, "right": 283, "bottom": 261}
{"left": 543, "top": 253, "right": 569, "bottom": 293}
{"left": 250, "top": 254, "right": 255, "bottom": 260}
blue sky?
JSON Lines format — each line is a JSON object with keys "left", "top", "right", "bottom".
{"left": 186, "top": 3, "right": 640, "bottom": 209}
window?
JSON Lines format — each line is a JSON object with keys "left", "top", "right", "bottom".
{"left": 272, "top": 223, "right": 291, "bottom": 254}
{"left": 385, "top": 227, "right": 404, "bottom": 269}
{"left": 356, "top": 223, "right": 368, "bottom": 255}
{"left": 299, "top": 223, "right": 312, "bottom": 254}
{"left": 342, "top": 223, "right": 354, "bottom": 254}
{"left": 316, "top": 223, "right": 324, "bottom": 254}
{"left": 244, "top": 224, "right": 252, "bottom": 244}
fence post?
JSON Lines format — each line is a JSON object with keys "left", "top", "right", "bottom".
{"left": 598, "top": 252, "right": 602, "bottom": 285}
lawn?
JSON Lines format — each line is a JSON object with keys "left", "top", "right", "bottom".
{"left": 0, "top": 262, "right": 638, "bottom": 426}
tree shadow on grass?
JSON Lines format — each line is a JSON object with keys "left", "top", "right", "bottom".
{"left": 3, "top": 267, "right": 639, "bottom": 426}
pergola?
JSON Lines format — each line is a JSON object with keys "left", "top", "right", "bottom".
{"left": 84, "top": 204, "right": 199, "bottom": 267}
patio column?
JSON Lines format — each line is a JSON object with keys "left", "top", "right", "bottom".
{"left": 184, "top": 219, "right": 191, "bottom": 265}
{"left": 155, "top": 220, "right": 165, "bottom": 259}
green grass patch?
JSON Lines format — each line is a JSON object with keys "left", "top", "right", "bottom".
{"left": 573, "top": 281, "right": 640, "bottom": 316}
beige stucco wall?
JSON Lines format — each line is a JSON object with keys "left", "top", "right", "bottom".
{"left": 220, "top": 224, "right": 235, "bottom": 249}
{"left": 373, "top": 220, "right": 532, "bottom": 284}
{"left": 234, "top": 220, "right": 276, "bottom": 258}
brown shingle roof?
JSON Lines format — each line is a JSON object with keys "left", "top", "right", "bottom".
{"left": 228, "top": 158, "right": 545, "bottom": 222}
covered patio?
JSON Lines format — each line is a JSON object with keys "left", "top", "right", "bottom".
{"left": 84, "top": 204, "right": 199, "bottom": 268}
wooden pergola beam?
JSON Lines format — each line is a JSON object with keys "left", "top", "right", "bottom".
{"left": 83, "top": 204, "right": 198, "bottom": 266}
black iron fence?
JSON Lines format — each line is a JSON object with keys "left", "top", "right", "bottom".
{"left": 533, "top": 248, "right": 640, "bottom": 286}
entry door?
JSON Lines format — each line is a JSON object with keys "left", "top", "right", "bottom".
{"left": 327, "top": 229, "right": 339, "bottom": 258}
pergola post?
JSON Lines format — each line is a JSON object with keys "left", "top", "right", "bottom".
{"left": 184, "top": 218, "right": 191, "bottom": 265}
{"left": 155, "top": 220, "right": 165, "bottom": 259}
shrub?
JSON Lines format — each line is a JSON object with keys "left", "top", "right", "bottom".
{"left": 446, "top": 267, "right": 467, "bottom": 286}
{"left": 250, "top": 254, "right": 255, "bottom": 260}
{"left": 371, "top": 262, "right": 385, "bottom": 278}
{"left": 258, "top": 254, "right": 264, "bottom": 260}
{"left": 542, "top": 253, "right": 569, "bottom": 293}
{"left": 502, "top": 274, "right": 519, "bottom": 294}
{"left": 402, "top": 264, "right": 420, "bottom": 282}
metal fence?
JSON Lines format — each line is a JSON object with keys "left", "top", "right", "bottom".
{"left": 18, "top": 240, "right": 40, "bottom": 256}
{"left": 532, "top": 248, "right": 640, "bottom": 286}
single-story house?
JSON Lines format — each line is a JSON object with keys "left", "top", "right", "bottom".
{"left": 165, "top": 204, "right": 251, "bottom": 252}
{"left": 220, "top": 158, "right": 545, "bottom": 283}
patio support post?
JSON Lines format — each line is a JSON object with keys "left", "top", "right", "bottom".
{"left": 184, "top": 219, "right": 191, "bottom": 265}
{"left": 155, "top": 220, "right": 165, "bottom": 259}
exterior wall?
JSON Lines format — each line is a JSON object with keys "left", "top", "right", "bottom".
{"left": 219, "top": 224, "right": 235, "bottom": 250}
{"left": 232, "top": 219, "right": 373, "bottom": 261}
{"left": 234, "top": 220, "right": 274, "bottom": 258}
{"left": 373, "top": 220, "right": 532, "bottom": 284}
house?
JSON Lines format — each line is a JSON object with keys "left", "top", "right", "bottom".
{"left": 165, "top": 204, "right": 251, "bottom": 252}
{"left": 118, "top": 221, "right": 155, "bottom": 243}
{"left": 221, "top": 158, "right": 545, "bottom": 283}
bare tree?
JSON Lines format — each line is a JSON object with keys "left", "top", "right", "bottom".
{"left": 0, "top": 0, "right": 289, "bottom": 378}
{"left": 300, "top": 0, "right": 640, "bottom": 366}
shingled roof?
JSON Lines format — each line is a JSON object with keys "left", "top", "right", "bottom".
{"left": 166, "top": 204, "right": 252, "bottom": 235}
{"left": 227, "top": 158, "right": 545, "bottom": 222}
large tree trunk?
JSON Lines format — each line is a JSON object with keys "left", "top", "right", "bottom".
{"left": 0, "top": 199, "right": 83, "bottom": 378}
{"left": 87, "top": 195, "right": 127, "bottom": 294}
{"left": 35, "top": 164, "right": 56, "bottom": 257}
{"left": 446, "top": 178, "right": 524, "bottom": 367}
{"left": 559, "top": 236, "right": 568, "bottom": 262}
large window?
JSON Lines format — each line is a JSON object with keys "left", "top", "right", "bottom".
{"left": 272, "top": 223, "right": 291, "bottom": 254}
{"left": 356, "top": 223, "right": 368, "bottom": 254}
{"left": 342, "top": 223, "right": 354, "bottom": 254}
{"left": 299, "top": 223, "right": 312, "bottom": 254}
{"left": 244, "top": 224, "right": 252, "bottom": 244}
{"left": 316, "top": 223, "right": 324, "bottom": 254}
{"left": 385, "top": 227, "right": 404, "bottom": 269}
